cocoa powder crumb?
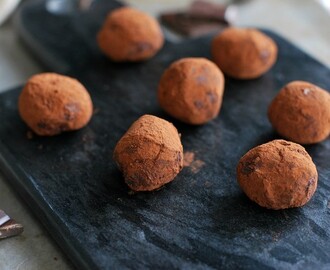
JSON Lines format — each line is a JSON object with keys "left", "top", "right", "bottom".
{"left": 183, "top": 151, "right": 205, "bottom": 173}
{"left": 191, "top": 160, "right": 205, "bottom": 173}
{"left": 183, "top": 152, "right": 195, "bottom": 167}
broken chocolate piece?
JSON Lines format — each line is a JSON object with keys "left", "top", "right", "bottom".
{"left": 160, "top": 12, "right": 228, "bottom": 37}
{"left": 0, "top": 220, "right": 24, "bottom": 239}
{"left": 160, "top": 0, "right": 232, "bottom": 37}
{"left": 0, "top": 210, "right": 24, "bottom": 239}
{"left": 188, "top": 0, "right": 228, "bottom": 22}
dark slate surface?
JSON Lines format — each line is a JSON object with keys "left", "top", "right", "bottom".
{"left": 0, "top": 0, "right": 329, "bottom": 269}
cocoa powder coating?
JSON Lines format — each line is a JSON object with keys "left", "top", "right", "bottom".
{"left": 211, "top": 28, "right": 278, "bottom": 79}
{"left": 158, "top": 57, "right": 225, "bottom": 125}
{"left": 97, "top": 7, "right": 164, "bottom": 62}
{"left": 268, "top": 81, "right": 330, "bottom": 144}
{"left": 113, "top": 115, "right": 183, "bottom": 192}
{"left": 237, "top": 140, "right": 318, "bottom": 210}
{"left": 18, "top": 73, "right": 93, "bottom": 136}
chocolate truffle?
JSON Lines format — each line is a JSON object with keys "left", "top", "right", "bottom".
{"left": 113, "top": 115, "right": 183, "bottom": 192}
{"left": 268, "top": 81, "right": 330, "bottom": 144}
{"left": 158, "top": 57, "right": 225, "bottom": 125}
{"left": 19, "top": 73, "right": 93, "bottom": 136}
{"left": 97, "top": 7, "right": 164, "bottom": 62}
{"left": 211, "top": 28, "right": 277, "bottom": 79}
{"left": 237, "top": 140, "right": 318, "bottom": 210}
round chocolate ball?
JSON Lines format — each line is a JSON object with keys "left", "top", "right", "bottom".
{"left": 237, "top": 140, "right": 318, "bottom": 210}
{"left": 158, "top": 57, "right": 225, "bottom": 125}
{"left": 18, "top": 73, "right": 93, "bottom": 136}
{"left": 211, "top": 28, "right": 278, "bottom": 79}
{"left": 113, "top": 114, "right": 183, "bottom": 192}
{"left": 268, "top": 81, "right": 330, "bottom": 144}
{"left": 97, "top": 7, "right": 164, "bottom": 62}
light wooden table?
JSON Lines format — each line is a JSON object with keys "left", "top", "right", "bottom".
{"left": 0, "top": 0, "right": 329, "bottom": 269}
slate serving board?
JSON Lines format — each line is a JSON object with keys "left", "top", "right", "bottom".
{"left": 0, "top": 0, "right": 329, "bottom": 269}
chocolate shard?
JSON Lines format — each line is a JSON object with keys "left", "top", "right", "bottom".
{"left": 188, "top": 0, "right": 228, "bottom": 22}
{"left": 160, "top": 12, "right": 228, "bottom": 37}
{"left": 160, "top": 0, "right": 231, "bottom": 37}
{"left": 0, "top": 220, "right": 24, "bottom": 239}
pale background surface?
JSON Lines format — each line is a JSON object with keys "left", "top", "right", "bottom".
{"left": 0, "top": 0, "right": 329, "bottom": 269}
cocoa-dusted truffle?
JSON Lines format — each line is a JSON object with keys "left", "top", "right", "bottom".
{"left": 113, "top": 115, "right": 183, "bottom": 192}
{"left": 268, "top": 81, "right": 330, "bottom": 144}
{"left": 19, "top": 73, "right": 93, "bottom": 136}
{"left": 97, "top": 7, "right": 164, "bottom": 62}
{"left": 158, "top": 57, "right": 224, "bottom": 125}
{"left": 211, "top": 28, "right": 277, "bottom": 79}
{"left": 237, "top": 140, "right": 318, "bottom": 210}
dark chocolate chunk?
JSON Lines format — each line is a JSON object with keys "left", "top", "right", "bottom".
{"left": 160, "top": 0, "right": 231, "bottom": 37}
{"left": 160, "top": 12, "right": 228, "bottom": 37}
{"left": 0, "top": 220, "right": 24, "bottom": 239}
{"left": 188, "top": 0, "right": 227, "bottom": 22}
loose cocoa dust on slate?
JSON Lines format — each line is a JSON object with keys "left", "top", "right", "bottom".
{"left": 183, "top": 151, "right": 205, "bottom": 173}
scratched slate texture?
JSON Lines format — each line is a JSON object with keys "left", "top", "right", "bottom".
{"left": 0, "top": 0, "right": 329, "bottom": 269}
